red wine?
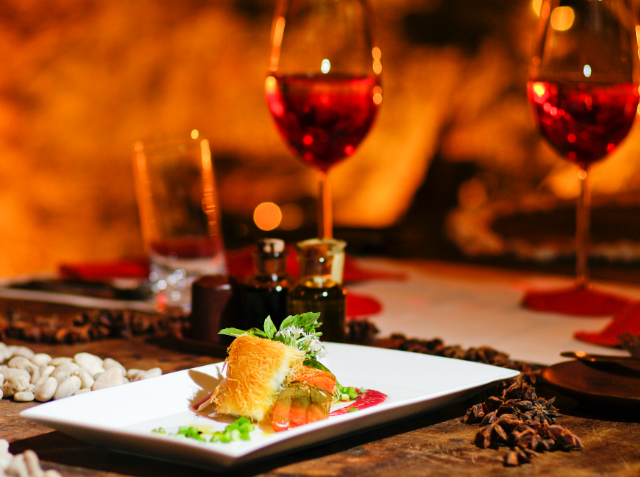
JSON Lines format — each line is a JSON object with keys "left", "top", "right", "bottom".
{"left": 150, "top": 237, "right": 218, "bottom": 259}
{"left": 266, "top": 74, "right": 380, "bottom": 171}
{"left": 528, "top": 81, "right": 638, "bottom": 169}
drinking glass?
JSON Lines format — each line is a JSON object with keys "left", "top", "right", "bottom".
{"left": 524, "top": 0, "right": 639, "bottom": 312}
{"left": 265, "top": 0, "right": 382, "bottom": 238}
{"left": 133, "top": 133, "right": 227, "bottom": 311}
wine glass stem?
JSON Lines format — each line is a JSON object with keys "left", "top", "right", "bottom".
{"left": 575, "top": 167, "right": 591, "bottom": 290}
{"left": 317, "top": 171, "right": 333, "bottom": 239}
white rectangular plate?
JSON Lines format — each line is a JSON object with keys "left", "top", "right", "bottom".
{"left": 21, "top": 343, "right": 519, "bottom": 468}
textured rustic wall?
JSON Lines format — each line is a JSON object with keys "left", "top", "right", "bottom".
{"left": 0, "top": 0, "right": 639, "bottom": 275}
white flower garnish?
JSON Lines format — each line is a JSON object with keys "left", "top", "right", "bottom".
{"left": 220, "top": 312, "right": 326, "bottom": 361}
{"left": 276, "top": 326, "right": 326, "bottom": 360}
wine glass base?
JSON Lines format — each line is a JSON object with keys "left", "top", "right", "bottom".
{"left": 522, "top": 286, "right": 629, "bottom": 316}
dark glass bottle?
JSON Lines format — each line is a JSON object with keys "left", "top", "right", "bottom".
{"left": 241, "top": 238, "right": 293, "bottom": 330}
{"left": 287, "top": 238, "right": 346, "bottom": 342}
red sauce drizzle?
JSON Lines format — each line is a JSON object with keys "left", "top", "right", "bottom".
{"left": 329, "top": 390, "right": 387, "bottom": 416}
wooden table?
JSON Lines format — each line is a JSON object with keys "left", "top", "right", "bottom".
{"left": 0, "top": 336, "right": 638, "bottom": 477}
{"left": 2, "top": 258, "right": 640, "bottom": 476}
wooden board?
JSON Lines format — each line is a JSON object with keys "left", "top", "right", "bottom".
{"left": 0, "top": 336, "right": 639, "bottom": 476}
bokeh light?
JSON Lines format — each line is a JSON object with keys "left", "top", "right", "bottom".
{"left": 532, "top": 0, "right": 543, "bottom": 15}
{"left": 550, "top": 6, "right": 575, "bottom": 31}
{"left": 254, "top": 202, "right": 282, "bottom": 231}
{"left": 373, "top": 86, "right": 382, "bottom": 105}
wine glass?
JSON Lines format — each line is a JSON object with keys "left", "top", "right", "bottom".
{"left": 524, "top": 0, "right": 639, "bottom": 314}
{"left": 265, "top": 0, "right": 382, "bottom": 239}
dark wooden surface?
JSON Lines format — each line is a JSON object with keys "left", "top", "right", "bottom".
{"left": 0, "top": 335, "right": 639, "bottom": 477}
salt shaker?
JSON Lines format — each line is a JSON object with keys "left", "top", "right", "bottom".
{"left": 286, "top": 238, "right": 346, "bottom": 342}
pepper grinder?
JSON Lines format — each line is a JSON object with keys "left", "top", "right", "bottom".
{"left": 286, "top": 238, "right": 347, "bottom": 342}
{"left": 241, "top": 238, "right": 293, "bottom": 329}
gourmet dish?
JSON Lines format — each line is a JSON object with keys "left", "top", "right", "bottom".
{"left": 196, "top": 312, "right": 385, "bottom": 433}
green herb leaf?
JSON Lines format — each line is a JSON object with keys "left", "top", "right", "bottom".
{"left": 263, "top": 316, "right": 277, "bottom": 339}
{"left": 294, "top": 312, "right": 322, "bottom": 330}
{"left": 218, "top": 328, "right": 248, "bottom": 337}
{"left": 279, "top": 314, "right": 297, "bottom": 330}
{"left": 219, "top": 312, "right": 326, "bottom": 361}
{"left": 245, "top": 327, "right": 268, "bottom": 338}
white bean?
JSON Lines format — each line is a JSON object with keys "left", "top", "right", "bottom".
{"left": 44, "top": 470, "right": 63, "bottom": 477}
{"left": 74, "top": 353, "right": 105, "bottom": 376}
{"left": 92, "top": 367, "right": 123, "bottom": 390}
{"left": 51, "top": 362, "right": 79, "bottom": 383}
{"left": 10, "top": 346, "right": 34, "bottom": 360}
{"left": 103, "top": 358, "right": 127, "bottom": 375}
{"left": 14, "top": 391, "right": 35, "bottom": 402}
{"left": 72, "top": 368, "right": 94, "bottom": 389}
{"left": 6, "top": 453, "right": 28, "bottom": 477}
{"left": 126, "top": 369, "right": 144, "bottom": 381}
{"left": 2, "top": 375, "right": 29, "bottom": 397}
{"left": 29, "top": 367, "right": 40, "bottom": 385}
{"left": 34, "top": 378, "right": 57, "bottom": 402}
{"left": 31, "top": 354, "right": 52, "bottom": 367}
{"left": 54, "top": 376, "right": 81, "bottom": 400}
{"left": 35, "top": 366, "right": 54, "bottom": 386}
{"left": 24, "top": 449, "right": 44, "bottom": 477}
{"left": 48, "top": 357, "right": 72, "bottom": 366}
{"left": 3, "top": 346, "right": 17, "bottom": 361}
{"left": 137, "top": 367, "right": 162, "bottom": 381}
{"left": 7, "top": 357, "right": 37, "bottom": 374}
{"left": 1, "top": 369, "right": 30, "bottom": 380}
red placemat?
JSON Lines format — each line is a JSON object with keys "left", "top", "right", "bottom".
{"left": 521, "top": 286, "right": 630, "bottom": 317}
{"left": 575, "top": 302, "right": 640, "bottom": 347}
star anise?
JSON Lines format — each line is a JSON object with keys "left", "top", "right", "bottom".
{"left": 507, "top": 423, "right": 555, "bottom": 452}
{"left": 480, "top": 410, "right": 498, "bottom": 426}
{"left": 546, "top": 423, "right": 583, "bottom": 450}
{"left": 517, "top": 397, "right": 561, "bottom": 424}
{"left": 502, "top": 380, "right": 537, "bottom": 401}
{"left": 463, "top": 374, "right": 580, "bottom": 466}
{"left": 504, "top": 446, "right": 536, "bottom": 466}
{"left": 496, "top": 396, "right": 561, "bottom": 424}
{"left": 618, "top": 332, "right": 640, "bottom": 359}
{"left": 461, "top": 403, "right": 485, "bottom": 424}
{"left": 474, "top": 414, "right": 520, "bottom": 448}
{"left": 483, "top": 396, "right": 504, "bottom": 413}
{"left": 474, "top": 420, "right": 508, "bottom": 448}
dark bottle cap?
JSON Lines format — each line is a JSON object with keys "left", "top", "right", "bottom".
{"left": 253, "top": 238, "right": 289, "bottom": 276}
{"left": 188, "top": 274, "right": 240, "bottom": 344}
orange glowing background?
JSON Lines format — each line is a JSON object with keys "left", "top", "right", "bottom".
{"left": 0, "top": 0, "right": 639, "bottom": 276}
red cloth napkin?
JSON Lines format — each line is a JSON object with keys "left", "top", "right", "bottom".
{"left": 346, "top": 292, "right": 383, "bottom": 318}
{"left": 59, "top": 260, "right": 150, "bottom": 280}
{"left": 521, "top": 286, "right": 630, "bottom": 317}
{"left": 574, "top": 302, "right": 640, "bottom": 347}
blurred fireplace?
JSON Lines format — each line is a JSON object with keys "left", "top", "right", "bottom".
{"left": 0, "top": 0, "right": 639, "bottom": 276}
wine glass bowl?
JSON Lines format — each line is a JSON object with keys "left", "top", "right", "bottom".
{"left": 523, "top": 0, "right": 639, "bottom": 313}
{"left": 527, "top": 81, "right": 638, "bottom": 170}
{"left": 265, "top": 0, "right": 382, "bottom": 238}
{"left": 265, "top": 74, "right": 380, "bottom": 172}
